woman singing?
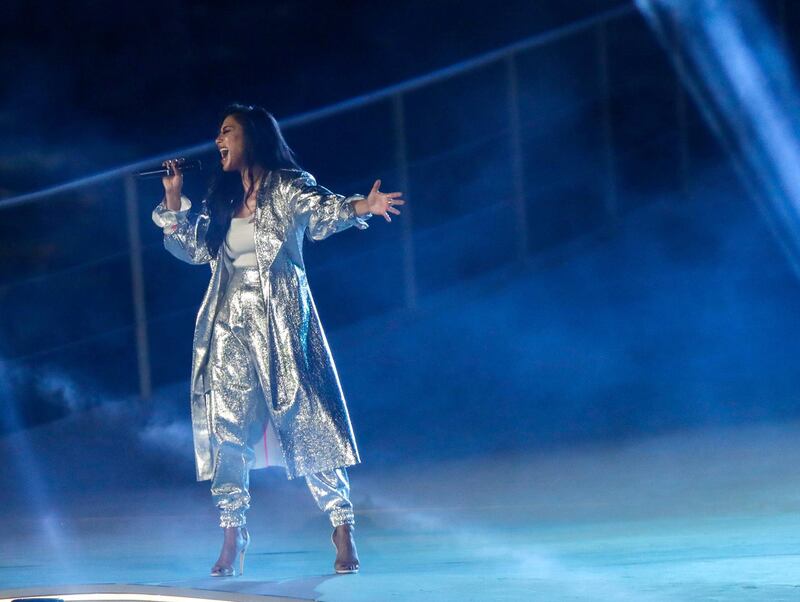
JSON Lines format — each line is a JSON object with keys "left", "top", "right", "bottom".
{"left": 151, "top": 104, "right": 404, "bottom": 576}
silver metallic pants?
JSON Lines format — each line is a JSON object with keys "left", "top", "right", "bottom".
{"left": 208, "top": 267, "right": 355, "bottom": 529}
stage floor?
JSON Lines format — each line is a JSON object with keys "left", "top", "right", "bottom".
{"left": 2, "top": 417, "right": 800, "bottom": 601}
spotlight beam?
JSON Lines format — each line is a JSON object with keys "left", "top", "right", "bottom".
{"left": 637, "top": 0, "right": 800, "bottom": 280}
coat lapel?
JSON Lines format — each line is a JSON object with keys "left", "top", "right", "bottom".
{"left": 254, "top": 170, "right": 286, "bottom": 276}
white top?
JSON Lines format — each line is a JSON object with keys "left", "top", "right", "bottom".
{"left": 225, "top": 216, "right": 258, "bottom": 267}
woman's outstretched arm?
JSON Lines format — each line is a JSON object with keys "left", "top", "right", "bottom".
{"left": 290, "top": 171, "right": 405, "bottom": 241}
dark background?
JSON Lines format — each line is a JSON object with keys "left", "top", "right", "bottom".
{"left": 0, "top": 0, "right": 623, "bottom": 193}
{"left": 2, "top": 0, "right": 800, "bottom": 466}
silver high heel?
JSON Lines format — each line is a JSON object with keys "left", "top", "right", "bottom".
{"left": 210, "top": 526, "right": 250, "bottom": 577}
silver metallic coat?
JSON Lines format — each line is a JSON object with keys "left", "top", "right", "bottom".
{"left": 152, "top": 169, "right": 370, "bottom": 481}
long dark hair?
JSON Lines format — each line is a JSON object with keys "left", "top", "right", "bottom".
{"left": 204, "top": 104, "right": 300, "bottom": 257}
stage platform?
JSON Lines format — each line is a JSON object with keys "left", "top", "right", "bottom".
{"left": 2, "top": 417, "right": 800, "bottom": 601}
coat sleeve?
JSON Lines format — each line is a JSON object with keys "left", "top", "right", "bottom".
{"left": 152, "top": 196, "right": 213, "bottom": 265}
{"left": 288, "top": 171, "right": 372, "bottom": 241}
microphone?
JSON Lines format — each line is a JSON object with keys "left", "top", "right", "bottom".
{"left": 137, "top": 158, "right": 202, "bottom": 179}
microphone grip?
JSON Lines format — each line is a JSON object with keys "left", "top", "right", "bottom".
{"left": 137, "top": 158, "right": 202, "bottom": 179}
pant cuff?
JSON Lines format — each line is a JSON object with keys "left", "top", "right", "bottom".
{"left": 329, "top": 507, "right": 355, "bottom": 528}
{"left": 220, "top": 513, "right": 246, "bottom": 528}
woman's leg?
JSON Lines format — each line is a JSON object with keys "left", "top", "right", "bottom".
{"left": 306, "top": 468, "right": 360, "bottom": 573}
{"left": 208, "top": 312, "right": 265, "bottom": 528}
{"left": 304, "top": 468, "right": 355, "bottom": 527}
{"left": 206, "top": 271, "right": 267, "bottom": 576}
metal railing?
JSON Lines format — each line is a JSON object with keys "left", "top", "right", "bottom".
{"left": 1, "top": 2, "right": 697, "bottom": 403}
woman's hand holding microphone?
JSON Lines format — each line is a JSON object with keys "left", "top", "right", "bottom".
{"left": 162, "top": 159, "right": 184, "bottom": 211}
